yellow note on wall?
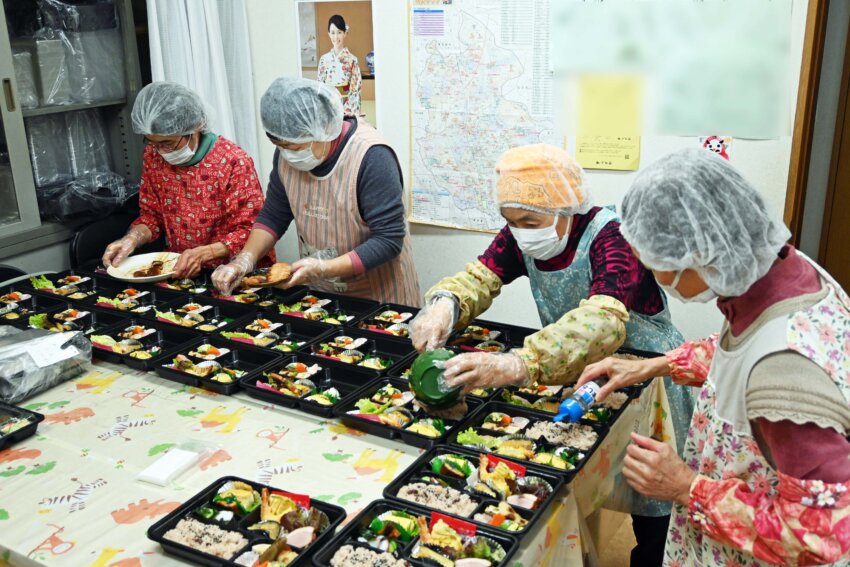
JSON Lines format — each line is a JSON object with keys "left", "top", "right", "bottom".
{"left": 575, "top": 136, "right": 641, "bottom": 171}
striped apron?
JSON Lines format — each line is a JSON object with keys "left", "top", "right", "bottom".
{"left": 277, "top": 121, "right": 421, "bottom": 306}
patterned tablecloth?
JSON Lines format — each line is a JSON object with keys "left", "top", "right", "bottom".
{"left": 0, "top": 361, "right": 671, "bottom": 567}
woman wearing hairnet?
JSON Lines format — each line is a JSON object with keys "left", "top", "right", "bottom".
{"left": 102, "top": 82, "right": 275, "bottom": 277}
{"left": 578, "top": 148, "right": 850, "bottom": 566}
{"left": 411, "top": 143, "right": 694, "bottom": 566}
{"left": 212, "top": 77, "right": 420, "bottom": 304}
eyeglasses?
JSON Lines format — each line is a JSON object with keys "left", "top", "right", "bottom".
{"left": 144, "top": 135, "right": 188, "bottom": 152}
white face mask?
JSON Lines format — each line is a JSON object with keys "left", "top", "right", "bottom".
{"left": 281, "top": 143, "right": 324, "bottom": 171}
{"left": 160, "top": 139, "right": 196, "bottom": 166}
{"left": 659, "top": 270, "right": 718, "bottom": 303}
{"left": 509, "top": 215, "right": 571, "bottom": 261}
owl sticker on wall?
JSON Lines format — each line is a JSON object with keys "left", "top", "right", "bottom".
{"left": 700, "top": 136, "right": 732, "bottom": 160}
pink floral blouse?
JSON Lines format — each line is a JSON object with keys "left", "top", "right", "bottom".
{"left": 665, "top": 337, "right": 850, "bottom": 565}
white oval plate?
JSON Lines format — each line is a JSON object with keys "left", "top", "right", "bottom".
{"left": 106, "top": 252, "right": 181, "bottom": 283}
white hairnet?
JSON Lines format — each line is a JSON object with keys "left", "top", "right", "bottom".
{"left": 131, "top": 81, "right": 208, "bottom": 136}
{"left": 495, "top": 144, "right": 593, "bottom": 217}
{"left": 260, "top": 77, "right": 343, "bottom": 144}
{"left": 620, "top": 148, "right": 790, "bottom": 297}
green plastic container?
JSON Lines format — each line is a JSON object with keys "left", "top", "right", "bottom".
{"left": 408, "top": 348, "right": 459, "bottom": 409}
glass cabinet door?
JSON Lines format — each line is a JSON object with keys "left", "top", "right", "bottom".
{"left": 0, "top": 4, "right": 41, "bottom": 239}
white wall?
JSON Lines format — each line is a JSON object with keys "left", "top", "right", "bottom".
{"left": 4, "top": 241, "right": 69, "bottom": 274}
{"left": 246, "top": 0, "right": 808, "bottom": 340}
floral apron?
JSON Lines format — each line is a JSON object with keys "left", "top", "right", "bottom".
{"left": 664, "top": 254, "right": 850, "bottom": 566}
{"left": 524, "top": 206, "right": 695, "bottom": 516}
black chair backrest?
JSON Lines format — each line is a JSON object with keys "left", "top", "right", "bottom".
{"left": 69, "top": 213, "right": 165, "bottom": 270}
{"left": 0, "top": 264, "right": 26, "bottom": 284}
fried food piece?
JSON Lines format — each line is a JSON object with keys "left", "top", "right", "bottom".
{"left": 268, "top": 262, "right": 291, "bottom": 282}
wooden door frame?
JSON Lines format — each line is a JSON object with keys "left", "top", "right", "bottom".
{"left": 785, "top": 0, "right": 830, "bottom": 246}
{"left": 818, "top": 5, "right": 850, "bottom": 263}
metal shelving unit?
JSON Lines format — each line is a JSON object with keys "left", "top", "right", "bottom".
{"left": 0, "top": 0, "right": 143, "bottom": 259}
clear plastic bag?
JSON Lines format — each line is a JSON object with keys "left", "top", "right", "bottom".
{"left": 37, "top": 0, "right": 126, "bottom": 104}
{"left": 25, "top": 114, "right": 73, "bottom": 187}
{"left": 0, "top": 327, "right": 91, "bottom": 405}
{"left": 33, "top": 34, "right": 72, "bottom": 106}
{"left": 12, "top": 48, "right": 39, "bottom": 109}
{"left": 66, "top": 108, "right": 112, "bottom": 176}
{"left": 37, "top": 171, "right": 129, "bottom": 223}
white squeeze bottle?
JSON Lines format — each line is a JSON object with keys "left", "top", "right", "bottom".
{"left": 554, "top": 379, "right": 607, "bottom": 423}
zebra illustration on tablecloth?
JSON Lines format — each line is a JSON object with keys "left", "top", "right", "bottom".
{"left": 39, "top": 477, "right": 108, "bottom": 513}
{"left": 97, "top": 414, "right": 156, "bottom": 441}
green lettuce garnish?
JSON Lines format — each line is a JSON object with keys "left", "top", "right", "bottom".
{"left": 29, "top": 275, "right": 54, "bottom": 289}
{"left": 220, "top": 331, "right": 254, "bottom": 340}
{"left": 354, "top": 398, "right": 391, "bottom": 415}
{"left": 278, "top": 302, "right": 305, "bottom": 313}
{"left": 28, "top": 313, "right": 49, "bottom": 329}
{"left": 456, "top": 427, "right": 501, "bottom": 450}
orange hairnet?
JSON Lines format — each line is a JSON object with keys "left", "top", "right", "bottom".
{"left": 496, "top": 144, "right": 591, "bottom": 215}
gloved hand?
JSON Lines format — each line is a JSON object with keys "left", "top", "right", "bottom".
{"left": 410, "top": 295, "right": 458, "bottom": 352}
{"left": 442, "top": 351, "right": 529, "bottom": 392}
{"left": 102, "top": 227, "right": 146, "bottom": 268}
{"left": 212, "top": 251, "right": 256, "bottom": 296}
{"left": 283, "top": 257, "right": 328, "bottom": 288}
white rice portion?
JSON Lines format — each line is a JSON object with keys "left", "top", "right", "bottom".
{"left": 526, "top": 421, "right": 598, "bottom": 450}
{"left": 331, "top": 544, "right": 411, "bottom": 567}
{"left": 163, "top": 517, "right": 248, "bottom": 559}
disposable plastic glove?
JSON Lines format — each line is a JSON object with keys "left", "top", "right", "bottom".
{"left": 102, "top": 227, "right": 146, "bottom": 268}
{"left": 410, "top": 295, "right": 458, "bottom": 352}
{"left": 283, "top": 257, "right": 328, "bottom": 288}
{"left": 442, "top": 351, "right": 529, "bottom": 392}
{"left": 212, "top": 251, "right": 256, "bottom": 296}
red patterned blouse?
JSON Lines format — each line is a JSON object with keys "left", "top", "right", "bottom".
{"left": 132, "top": 136, "right": 274, "bottom": 268}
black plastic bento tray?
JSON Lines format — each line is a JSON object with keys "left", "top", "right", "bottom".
{"left": 76, "top": 279, "right": 184, "bottom": 313}
{"left": 239, "top": 352, "right": 381, "bottom": 418}
{"left": 216, "top": 314, "right": 335, "bottom": 353}
{"left": 311, "top": 499, "right": 519, "bottom": 567}
{"left": 51, "top": 306, "right": 128, "bottom": 336}
{"left": 212, "top": 285, "right": 307, "bottom": 309}
{"left": 353, "top": 303, "right": 421, "bottom": 342}
{"left": 447, "top": 401, "right": 608, "bottom": 480}
{"left": 383, "top": 445, "right": 565, "bottom": 539}
{"left": 500, "top": 382, "right": 641, "bottom": 427}
{"left": 0, "top": 401, "right": 44, "bottom": 451}
{"left": 147, "top": 475, "right": 346, "bottom": 567}
{"left": 387, "top": 347, "right": 502, "bottom": 402}
{"left": 152, "top": 271, "right": 215, "bottom": 295}
{"left": 335, "top": 377, "right": 482, "bottom": 450}
{"left": 447, "top": 318, "right": 539, "bottom": 352}
{"left": 275, "top": 289, "right": 379, "bottom": 327}
{"left": 305, "top": 327, "right": 414, "bottom": 373}
{"left": 23, "top": 269, "right": 100, "bottom": 300}
{"left": 154, "top": 336, "right": 282, "bottom": 395}
{"left": 90, "top": 317, "right": 203, "bottom": 371}
{"left": 0, "top": 285, "right": 66, "bottom": 328}
{"left": 147, "top": 294, "right": 257, "bottom": 334}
